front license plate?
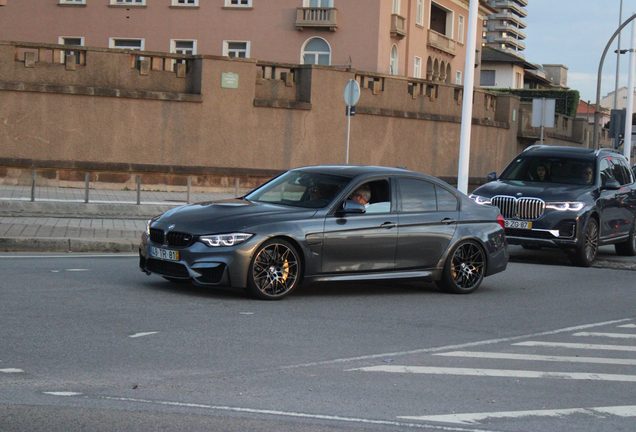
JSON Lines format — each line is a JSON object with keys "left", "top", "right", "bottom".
{"left": 504, "top": 220, "right": 532, "bottom": 230}
{"left": 151, "top": 247, "right": 179, "bottom": 261}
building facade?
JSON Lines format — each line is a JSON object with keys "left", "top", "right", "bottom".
{"left": 482, "top": 0, "right": 527, "bottom": 58}
{"left": 0, "top": 0, "right": 494, "bottom": 85}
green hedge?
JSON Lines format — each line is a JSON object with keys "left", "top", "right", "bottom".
{"left": 489, "top": 89, "right": 580, "bottom": 118}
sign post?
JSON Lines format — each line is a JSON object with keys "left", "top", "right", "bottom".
{"left": 531, "top": 98, "right": 556, "bottom": 145}
{"left": 343, "top": 79, "right": 360, "bottom": 164}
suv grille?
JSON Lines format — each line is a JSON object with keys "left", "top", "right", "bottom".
{"left": 492, "top": 196, "right": 545, "bottom": 220}
{"left": 149, "top": 228, "right": 194, "bottom": 247}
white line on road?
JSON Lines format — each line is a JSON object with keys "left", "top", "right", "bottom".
{"left": 129, "top": 332, "right": 159, "bottom": 338}
{"left": 0, "top": 368, "right": 24, "bottom": 373}
{"left": 514, "top": 341, "right": 636, "bottom": 351}
{"left": 65, "top": 269, "right": 90, "bottom": 272}
{"left": 101, "top": 396, "right": 501, "bottom": 432}
{"left": 398, "top": 405, "right": 636, "bottom": 425}
{"left": 279, "top": 318, "right": 633, "bottom": 370}
{"left": 618, "top": 324, "right": 636, "bottom": 328}
{"left": 573, "top": 332, "right": 636, "bottom": 339}
{"left": 434, "top": 351, "right": 636, "bottom": 366}
{"left": 347, "top": 365, "right": 636, "bottom": 382}
{"left": 44, "top": 392, "right": 83, "bottom": 397}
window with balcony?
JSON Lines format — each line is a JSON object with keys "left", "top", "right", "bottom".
{"left": 225, "top": 0, "right": 251, "bottom": 7}
{"left": 172, "top": 0, "right": 198, "bottom": 5}
{"left": 304, "top": 0, "right": 333, "bottom": 6}
{"left": 59, "top": 0, "right": 85, "bottom": 4}
{"left": 416, "top": 0, "right": 424, "bottom": 25}
{"left": 414, "top": 56, "right": 422, "bottom": 79}
{"left": 58, "top": 36, "right": 84, "bottom": 63}
{"left": 392, "top": 0, "right": 400, "bottom": 15}
{"left": 224, "top": 41, "right": 250, "bottom": 58}
{"left": 390, "top": 44, "right": 398, "bottom": 75}
{"left": 301, "top": 37, "right": 330, "bottom": 65}
{"left": 111, "top": 0, "right": 145, "bottom": 5}
{"left": 430, "top": 2, "right": 453, "bottom": 39}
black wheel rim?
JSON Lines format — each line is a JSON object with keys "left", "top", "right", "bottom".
{"left": 252, "top": 243, "right": 299, "bottom": 296}
{"left": 451, "top": 243, "right": 484, "bottom": 289}
{"left": 585, "top": 222, "right": 599, "bottom": 262}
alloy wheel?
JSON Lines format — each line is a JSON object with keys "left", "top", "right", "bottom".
{"left": 584, "top": 220, "right": 599, "bottom": 263}
{"left": 451, "top": 242, "right": 485, "bottom": 289}
{"left": 251, "top": 242, "right": 299, "bottom": 297}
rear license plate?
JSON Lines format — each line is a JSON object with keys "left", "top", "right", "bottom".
{"left": 151, "top": 247, "right": 179, "bottom": 261}
{"left": 504, "top": 220, "right": 532, "bottom": 230}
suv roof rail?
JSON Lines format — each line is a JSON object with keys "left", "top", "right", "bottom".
{"left": 523, "top": 145, "right": 548, "bottom": 152}
{"left": 597, "top": 148, "right": 623, "bottom": 156}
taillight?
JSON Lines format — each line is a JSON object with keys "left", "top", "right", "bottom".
{"left": 497, "top": 214, "right": 505, "bottom": 229}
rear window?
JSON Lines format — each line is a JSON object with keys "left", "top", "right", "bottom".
{"left": 500, "top": 156, "right": 596, "bottom": 186}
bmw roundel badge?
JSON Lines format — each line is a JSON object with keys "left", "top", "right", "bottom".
{"left": 168, "top": 224, "right": 176, "bottom": 230}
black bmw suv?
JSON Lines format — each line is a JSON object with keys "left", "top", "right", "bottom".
{"left": 470, "top": 146, "right": 636, "bottom": 266}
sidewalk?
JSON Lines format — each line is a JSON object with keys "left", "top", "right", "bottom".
{"left": 0, "top": 184, "right": 235, "bottom": 253}
{"left": 1, "top": 185, "right": 636, "bottom": 271}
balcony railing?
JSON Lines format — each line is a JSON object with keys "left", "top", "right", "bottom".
{"left": 488, "top": 12, "right": 527, "bottom": 28}
{"left": 427, "top": 30, "right": 456, "bottom": 56}
{"left": 295, "top": 7, "right": 337, "bottom": 31}
{"left": 390, "top": 14, "right": 407, "bottom": 38}
{"left": 486, "top": 23, "right": 527, "bottom": 39}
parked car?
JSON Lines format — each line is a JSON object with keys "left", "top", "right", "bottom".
{"left": 470, "top": 146, "right": 636, "bottom": 266}
{"left": 139, "top": 166, "right": 508, "bottom": 299}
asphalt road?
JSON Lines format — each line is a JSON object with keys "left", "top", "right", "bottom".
{"left": 1, "top": 251, "right": 635, "bottom": 432}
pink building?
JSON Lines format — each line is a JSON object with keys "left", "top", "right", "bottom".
{"left": 0, "top": 0, "right": 494, "bottom": 83}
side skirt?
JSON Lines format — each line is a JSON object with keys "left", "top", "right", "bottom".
{"left": 306, "top": 269, "right": 441, "bottom": 284}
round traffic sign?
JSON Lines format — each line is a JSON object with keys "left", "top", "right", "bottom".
{"left": 343, "top": 79, "right": 361, "bottom": 106}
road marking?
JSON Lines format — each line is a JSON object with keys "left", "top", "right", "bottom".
{"left": 0, "top": 368, "right": 24, "bottom": 373}
{"left": 102, "top": 396, "right": 500, "bottom": 432}
{"left": 398, "top": 405, "right": 636, "bottom": 425}
{"left": 129, "top": 332, "right": 159, "bottom": 338}
{"left": 434, "top": 351, "right": 636, "bottom": 366}
{"left": 514, "top": 341, "right": 636, "bottom": 352}
{"left": 240, "top": 312, "right": 254, "bottom": 315}
{"left": 65, "top": 269, "right": 90, "bottom": 272}
{"left": 618, "top": 324, "right": 636, "bottom": 328}
{"left": 573, "top": 332, "right": 636, "bottom": 339}
{"left": 279, "top": 318, "right": 633, "bottom": 370}
{"left": 44, "top": 392, "right": 82, "bottom": 397}
{"left": 0, "top": 254, "right": 137, "bottom": 259}
{"left": 347, "top": 365, "right": 636, "bottom": 382}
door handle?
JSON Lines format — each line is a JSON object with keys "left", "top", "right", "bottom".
{"left": 441, "top": 218, "right": 456, "bottom": 225}
{"left": 380, "top": 222, "right": 397, "bottom": 229}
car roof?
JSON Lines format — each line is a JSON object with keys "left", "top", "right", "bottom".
{"left": 291, "top": 165, "right": 416, "bottom": 177}
{"left": 522, "top": 145, "right": 625, "bottom": 160}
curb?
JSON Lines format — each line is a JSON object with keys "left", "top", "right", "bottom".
{"left": 0, "top": 237, "right": 138, "bottom": 253}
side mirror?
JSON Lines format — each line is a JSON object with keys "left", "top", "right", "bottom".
{"left": 487, "top": 172, "right": 497, "bottom": 182}
{"left": 601, "top": 178, "right": 621, "bottom": 190}
{"left": 337, "top": 200, "right": 366, "bottom": 215}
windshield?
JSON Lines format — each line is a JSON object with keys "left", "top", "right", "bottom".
{"left": 245, "top": 171, "right": 351, "bottom": 208}
{"left": 499, "top": 155, "right": 596, "bottom": 186}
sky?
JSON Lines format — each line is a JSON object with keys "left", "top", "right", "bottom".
{"left": 522, "top": 0, "right": 636, "bottom": 105}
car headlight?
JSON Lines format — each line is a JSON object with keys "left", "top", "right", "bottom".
{"left": 145, "top": 220, "right": 151, "bottom": 236}
{"left": 469, "top": 194, "right": 492, "bottom": 205}
{"left": 545, "top": 202, "right": 586, "bottom": 211}
{"left": 199, "top": 233, "right": 253, "bottom": 247}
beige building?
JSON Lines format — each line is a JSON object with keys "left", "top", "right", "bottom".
{"left": 601, "top": 86, "right": 636, "bottom": 111}
{"left": 0, "top": 0, "right": 495, "bottom": 84}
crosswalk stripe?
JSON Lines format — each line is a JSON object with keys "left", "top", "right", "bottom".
{"left": 514, "top": 341, "right": 636, "bottom": 351}
{"left": 398, "top": 405, "right": 636, "bottom": 425}
{"left": 618, "top": 324, "right": 636, "bottom": 328}
{"left": 434, "top": 351, "right": 636, "bottom": 365}
{"left": 347, "top": 365, "right": 636, "bottom": 382}
{"left": 573, "top": 332, "right": 636, "bottom": 339}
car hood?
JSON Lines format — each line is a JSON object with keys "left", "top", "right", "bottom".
{"left": 473, "top": 180, "right": 593, "bottom": 201}
{"left": 151, "top": 199, "right": 318, "bottom": 234}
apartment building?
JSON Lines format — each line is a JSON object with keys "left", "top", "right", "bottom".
{"left": 482, "top": 0, "right": 527, "bottom": 58}
{"left": 0, "top": 0, "right": 494, "bottom": 83}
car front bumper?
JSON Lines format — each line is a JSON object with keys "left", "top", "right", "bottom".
{"left": 503, "top": 210, "right": 589, "bottom": 250}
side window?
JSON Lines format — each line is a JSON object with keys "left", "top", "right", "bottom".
{"left": 599, "top": 159, "right": 614, "bottom": 186}
{"left": 347, "top": 180, "right": 391, "bottom": 213}
{"left": 614, "top": 160, "right": 633, "bottom": 185}
{"left": 436, "top": 186, "right": 458, "bottom": 211}
{"left": 398, "top": 178, "right": 436, "bottom": 212}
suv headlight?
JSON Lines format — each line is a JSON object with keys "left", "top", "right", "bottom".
{"left": 145, "top": 220, "right": 151, "bottom": 236}
{"left": 469, "top": 194, "right": 492, "bottom": 205}
{"left": 545, "top": 202, "right": 586, "bottom": 212}
{"left": 200, "top": 233, "right": 253, "bottom": 247}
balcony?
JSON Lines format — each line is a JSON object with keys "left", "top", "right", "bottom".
{"left": 390, "top": 14, "right": 407, "bottom": 38}
{"left": 427, "top": 30, "right": 456, "bottom": 56}
{"left": 486, "top": 23, "right": 527, "bottom": 39}
{"left": 488, "top": 12, "right": 527, "bottom": 28}
{"left": 295, "top": 7, "right": 338, "bottom": 32}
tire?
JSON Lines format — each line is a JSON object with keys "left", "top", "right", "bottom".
{"left": 615, "top": 222, "right": 636, "bottom": 256}
{"left": 162, "top": 276, "right": 191, "bottom": 284}
{"left": 571, "top": 218, "right": 599, "bottom": 267}
{"left": 436, "top": 240, "right": 486, "bottom": 294}
{"left": 246, "top": 239, "right": 301, "bottom": 300}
